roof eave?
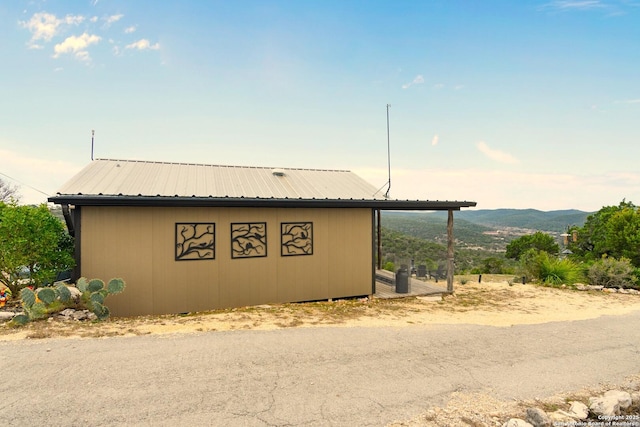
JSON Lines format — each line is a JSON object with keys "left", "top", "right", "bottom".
{"left": 48, "top": 195, "right": 477, "bottom": 210}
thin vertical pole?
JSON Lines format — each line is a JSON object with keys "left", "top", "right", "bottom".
{"left": 385, "top": 104, "right": 391, "bottom": 198}
{"left": 91, "top": 130, "right": 95, "bottom": 161}
{"left": 377, "top": 209, "right": 382, "bottom": 270}
{"left": 447, "top": 209, "right": 454, "bottom": 293}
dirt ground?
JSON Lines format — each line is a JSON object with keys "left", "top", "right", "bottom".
{"left": 2, "top": 275, "right": 640, "bottom": 341}
{"left": 2, "top": 275, "right": 640, "bottom": 425}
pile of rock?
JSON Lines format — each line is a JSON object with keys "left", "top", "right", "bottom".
{"left": 575, "top": 284, "right": 640, "bottom": 294}
{"left": 50, "top": 308, "right": 97, "bottom": 322}
{"left": 503, "top": 389, "right": 638, "bottom": 427}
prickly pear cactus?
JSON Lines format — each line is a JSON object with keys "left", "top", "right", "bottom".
{"left": 37, "top": 288, "right": 56, "bottom": 305}
{"left": 75, "top": 277, "right": 126, "bottom": 321}
{"left": 56, "top": 283, "right": 72, "bottom": 303}
{"left": 20, "top": 287, "right": 36, "bottom": 308}
{"left": 87, "top": 279, "right": 104, "bottom": 293}
{"left": 77, "top": 277, "right": 89, "bottom": 293}
{"left": 107, "top": 278, "right": 125, "bottom": 295}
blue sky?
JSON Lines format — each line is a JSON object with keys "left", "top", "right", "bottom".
{"left": 1, "top": 0, "right": 639, "bottom": 211}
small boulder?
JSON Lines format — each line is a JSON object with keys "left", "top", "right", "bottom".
{"left": 589, "top": 396, "right": 620, "bottom": 417}
{"left": 64, "top": 285, "right": 82, "bottom": 301}
{"left": 0, "top": 311, "right": 16, "bottom": 321}
{"left": 548, "top": 411, "right": 578, "bottom": 423}
{"left": 525, "top": 407, "right": 551, "bottom": 427}
{"left": 604, "top": 390, "right": 632, "bottom": 410}
{"left": 567, "top": 401, "right": 589, "bottom": 420}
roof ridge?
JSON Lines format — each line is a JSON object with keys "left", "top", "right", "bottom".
{"left": 94, "top": 158, "right": 351, "bottom": 173}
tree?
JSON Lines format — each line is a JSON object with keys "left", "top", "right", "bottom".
{"left": 0, "top": 178, "right": 19, "bottom": 203}
{"left": 505, "top": 231, "right": 559, "bottom": 260}
{"left": 0, "top": 202, "right": 75, "bottom": 295}
{"left": 570, "top": 200, "right": 640, "bottom": 266}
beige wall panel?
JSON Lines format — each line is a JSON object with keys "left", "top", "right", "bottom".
{"left": 218, "top": 208, "right": 278, "bottom": 308}
{"left": 275, "top": 209, "right": 329, "bottom": 302}
{"left": 327, "top": 209, "right": 372, "bottom": 298}
{"left": 80, "top": 206, "right": 372, "bottom": 316}
{"left": 81, "top": 207, "right": 154, "bottom": 317}
{"left": 152, "top": 208, "right": 220, "bottom": 315}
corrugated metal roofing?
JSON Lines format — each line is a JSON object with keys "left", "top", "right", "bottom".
{"left": 55, "top": 159, "right": 387, "bottom": 200}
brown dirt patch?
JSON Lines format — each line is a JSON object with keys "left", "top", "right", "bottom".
{"left": 2, "top": 276, "right": 639, "bottom": 341}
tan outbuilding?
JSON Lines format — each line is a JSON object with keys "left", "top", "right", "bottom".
{"left": 49, "top": 159, "right": 475, "bottom": 317}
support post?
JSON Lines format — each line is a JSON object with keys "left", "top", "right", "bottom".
{"left": 377, "top": 209, "right": 382, "bottom": 270}
{"left": 447, "top": 209, "right": 454, "bottom": 293}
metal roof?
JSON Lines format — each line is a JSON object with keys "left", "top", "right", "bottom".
{"left": 49, "top": 159, "right": 476, "bottom": 210}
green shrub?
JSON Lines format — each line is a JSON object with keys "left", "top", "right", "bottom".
{"left": 587, "top": 257, "right": 638, "bottom": 289}
{"left": 519, "top": 249, "right": 582, "bottom": 285}
{"left": 539, "top": 257, "right": 581, "bottom": 286}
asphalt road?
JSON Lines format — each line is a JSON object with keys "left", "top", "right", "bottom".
{"left": 1, "top": 311, "right": 639, "bottom": 426}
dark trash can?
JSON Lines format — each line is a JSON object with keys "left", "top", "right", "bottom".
{"left": 395, "top": 267, "right": 410, "bottom": 294}
{"left": 417, "top": 265, "right": 427, "bottom": 278}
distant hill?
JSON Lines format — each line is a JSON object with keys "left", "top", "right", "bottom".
{"left": 381, "top": 209, "right": 593, "bottom": 252}
{"left": 445, "top": 209, "right": 592, "bottom": 232}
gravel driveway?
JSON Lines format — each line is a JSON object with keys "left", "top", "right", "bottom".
{"left": 1, "top": 310, "right": 639, "bottom": 426}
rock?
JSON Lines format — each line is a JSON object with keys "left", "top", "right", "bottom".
{"left": 502, "top": 419, "right": 533, "bottom": 427}
{"left": 567, "top": 401, "right": 589, "bottom": 420}
{"left": 589, "top": 396, "right": 620, "bottom": 416}
{"left": 548, "top": 411, "right": 578, "bottom": 422}
{"left": 604, "top": 390, "right": 632, "bottom": 410}
{"left": 59, "top": 308, "right": 76, "bottom": 318}
{"left": 0, "top": 311, "right": 16, "bottom": 320}
{"left": 603, "top": 288, "right": 617, "bottom": 293}
{"left": 525, "top": 407, "right": 551, "bottom": 427}
{"left": 64, "top": 285, "right": 82, "bottom": 301}
{"left": 618, "top": 288, "right": 630, "bottom": 294}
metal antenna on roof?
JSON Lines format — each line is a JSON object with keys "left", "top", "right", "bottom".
{"left": 91, "top": 130, "right": 95, "bottom": 161}
{"left": 384, "top": 104, "right": 391, "bottom": 198}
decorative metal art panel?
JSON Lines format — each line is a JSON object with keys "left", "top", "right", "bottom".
{"left": 175, "top": 223, "right": 215, "bottom": 261}
{"left": 281, "top": 222, "right": 313, "bottom": 256}
{"left": 231, "top": 222, "right": 267, "bottom": 258}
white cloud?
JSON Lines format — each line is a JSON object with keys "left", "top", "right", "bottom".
{"left": 20, "top": 12, "right": 85, "bottom": 45}
{"left": 105, "top": 14, "right": 124, "bottom": 26}
{"left": 124, "top": 25, "right": 137, "bottom": 34}
{"left": 125, "top": 39, "right": 160, "bottom": 50}
{"left": 431, "top": 134, "right": 439, "bottom": 146}
{"left": 90, "top": 16, "right": 98, "bottom": 23}
{"left": 541, "top": 1, "right": 605, "bottom": 11}
{"left": 402, "top": 75, "right": 424, "bottom": 89}
{"left": 454, "top": 85, "right": 464, "bottom": 90}
{"left": 53, "top": 33, "right": 101, "bottom": 61}
{"left": 476, "top": 141, "right": 519, "bottom": 164}
{"left": 433, "top": 83, "right": 444, "bottom": 89}
{"left": 618, "top": 99, "right": 640, "bottom": 104}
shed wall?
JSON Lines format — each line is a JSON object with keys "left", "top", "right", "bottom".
{"left": 80, "top": 206, "right": 372, "bottom": 316}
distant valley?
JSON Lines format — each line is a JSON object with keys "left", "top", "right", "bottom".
{"left": 381, "top": 209, "right": 593, "bottom": 253}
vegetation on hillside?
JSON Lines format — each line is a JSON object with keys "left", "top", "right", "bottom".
{"left": 505, "top": 231, "right": 559, "bottom": 260}
{"left": 379, "top": 227, "right": 515, "bottom": 274}
{"left": 382, "top": 202, "right": 640, "bottom": 289}
{"left": 428, "top": 208, "right": 592, "bottom": 232}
